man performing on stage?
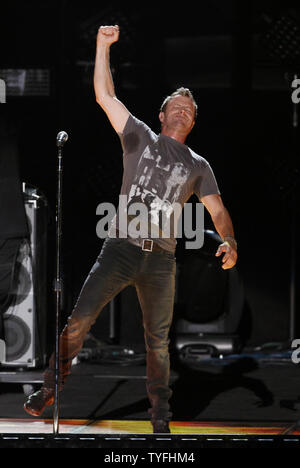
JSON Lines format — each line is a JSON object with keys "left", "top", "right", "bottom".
{"left": 24, "top": 26, "right": 238, "bottom": 433}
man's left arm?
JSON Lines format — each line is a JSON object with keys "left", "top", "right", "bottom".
{"left": 201, "top": 194, "right": 238, "bottom": 270}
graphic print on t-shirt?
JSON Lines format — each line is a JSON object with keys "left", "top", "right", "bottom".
{"left": 127, "top": 143, "right": 190, "bottom": 238}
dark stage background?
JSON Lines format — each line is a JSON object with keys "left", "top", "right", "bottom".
{"left": 1, "top": 0, "right": 300, "bottom": 353}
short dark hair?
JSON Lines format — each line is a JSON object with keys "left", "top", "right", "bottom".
{"left": 160, "top": 87, "right": 198, "bottom": 119}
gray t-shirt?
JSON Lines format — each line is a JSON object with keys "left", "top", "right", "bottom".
{"left": 109, "top": 114, "right": 220, "bottom": 252}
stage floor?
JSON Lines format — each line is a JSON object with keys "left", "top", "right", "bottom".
{"left": 0, "top": 418, "right": 299, "bottom": 435}
{"left": 1, "top": 419, "right": 300, "bottom": 448}
{"left": 1, "top": 350, "right": 300, "bottom": 446}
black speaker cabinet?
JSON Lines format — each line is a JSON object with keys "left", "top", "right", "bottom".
{"left": 1, "top": 194, "right": 47, "bottom": 367}
{"left": 172, "top": 230, "right": 245, "bottom": 359}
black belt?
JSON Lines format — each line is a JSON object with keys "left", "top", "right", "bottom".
{"left": 115, "top": 230, "right": 167, "bottom": 253}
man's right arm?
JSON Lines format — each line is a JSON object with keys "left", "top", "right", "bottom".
{"left": 94, "top": 25, "right": 130, "bottom": 134}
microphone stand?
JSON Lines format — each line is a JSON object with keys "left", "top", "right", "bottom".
{"left": 53, "top": 131, "right": 68, "bottom": 435}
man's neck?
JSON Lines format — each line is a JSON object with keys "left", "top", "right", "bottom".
{"left": 161, "top": 129, "right": 187, "bottom": 145}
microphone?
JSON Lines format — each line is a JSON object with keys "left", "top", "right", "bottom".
{"left": 56, "top": 131, "right": 68, "bottom": 147}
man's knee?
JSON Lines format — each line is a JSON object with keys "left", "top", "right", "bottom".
{"left": 62, "top": 315, "right": 94, "bottom": 340}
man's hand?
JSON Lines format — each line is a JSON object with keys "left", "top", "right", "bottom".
{"left": 215, "top": 241, "right": 237, "bottom": 270}
{"left": 97, "top": 25, "right": 120, "bottom": 46}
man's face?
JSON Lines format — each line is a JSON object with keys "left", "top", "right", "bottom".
{"left": 159, "top": 96, "right": 196, "bottom": 136}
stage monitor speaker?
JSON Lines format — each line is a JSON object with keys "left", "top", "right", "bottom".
{"left": 1, "top": 193, "right": 47, "bottom": 368}
{"left": 172, "top": 230, "right": 246, "bottom": 360}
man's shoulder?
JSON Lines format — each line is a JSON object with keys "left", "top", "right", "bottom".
{"left": 123, "top": 114, "right": 158, "bottom": 139}
{"left": 187, "top": 147, "right": 211, "bottom": 169}
{"left": 120, "top": 114, "right": 158, "bottom": 155}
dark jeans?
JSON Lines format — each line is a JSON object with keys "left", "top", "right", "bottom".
{"left": 0, "top": 238, "right": 23, "bottom": 341}
{"left": 44, "top": 237, "right": 176, "bottom": 421}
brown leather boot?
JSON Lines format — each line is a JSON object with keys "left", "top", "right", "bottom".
{"left": 151, "top": 419, "right": 171, "bottom": 433}
{"left": 24, "top": 387, "right": 55, "bottom": 417}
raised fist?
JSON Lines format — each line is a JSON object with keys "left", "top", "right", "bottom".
{"left": 97, "top": 25, "right": 120, "bottom": 46}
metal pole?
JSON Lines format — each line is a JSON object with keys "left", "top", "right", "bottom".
{"left": 289, "top": 73, "right": 298, "bottom": 342}
{"left": 290, "top": 193, "right": 296, "bottom": 342}
{"left": 53, "top": 146, "right": 63, "bottom": 435}
{"left": 53, "top": 131, "right": 68, "bottom": 434}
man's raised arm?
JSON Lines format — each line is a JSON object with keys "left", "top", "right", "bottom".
{"left": 94, "top": 25, "right": 130, "bottom": 134}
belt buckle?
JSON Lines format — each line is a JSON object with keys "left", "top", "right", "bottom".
{"left": 142, "top": 239, "right": 153, "bottom": 252}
